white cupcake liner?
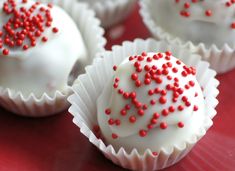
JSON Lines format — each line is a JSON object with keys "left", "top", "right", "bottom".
{"left": 0, "top": 0, "right": 106, "bottom": 117}
{"left": 68, "top": 39, "right": 219, "bottom": 170}
{"left": 139, "top": 0, "right": 235, "bottom": 74}
{"left": 78, "top": 0, "right": 136, "bottom": 28}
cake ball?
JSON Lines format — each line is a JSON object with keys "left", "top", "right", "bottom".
{"left": 0, "top": 0, "right": 87, "bottom": 98}
{"left": 140, "top": 0, "right": 235, "bottom": 73}
{"left": 97, "top": 52, "right": 205, "bottom": 154}
{"left": 143, "top": 0, "right": 235, "bottom": 48}
{"left": 69, "top": 39, "right": 219, "bottom": 170}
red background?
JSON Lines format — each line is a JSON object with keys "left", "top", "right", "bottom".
{"left": 0, "top": 4, "right": 235, "bottom": 171}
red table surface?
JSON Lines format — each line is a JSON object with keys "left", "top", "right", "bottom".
{"left": 0, "top": 4, "right": 235, "bottom": 171}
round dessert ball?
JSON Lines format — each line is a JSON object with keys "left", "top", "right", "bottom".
{"left": 152, "top": 0, "right": 235, "bottom": 48}
{"left": 97, "top": 52, "right": 205, "bottom": 154}
{"left": 0, "top": 0, "right": 87, "bottom": 97}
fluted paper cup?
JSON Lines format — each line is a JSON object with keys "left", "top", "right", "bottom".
{"left": 0, "top": 0, "right": 106, "bottom": 117}
{"left": 77, "top": 0, "right": 136, "bottom": 28}
{"left": 68, "top": 39, "right": 219, "bottom": 170}
{"left": 139, "top": 0, "right": 235, "bottom": 74}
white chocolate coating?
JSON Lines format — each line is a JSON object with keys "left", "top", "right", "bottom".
{"left": 0, "top": 0, "right": 87, "bottom": 97}
{"left": 97, "top": 52, "right": 205, "bottom": 154}
{"left": 151, "top": 0, "right": 235, "bottom": 48}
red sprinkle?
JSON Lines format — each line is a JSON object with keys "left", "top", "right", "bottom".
{"left": 160, "top": 122, "right": 168, "bottom": 129}
{"left": 139, "top": 130, "right": 147, "bottom": 137}
{"left": 178, "top": 122, "right": 184, "bottom": 128}
{"left": 112, "top": 133, "right": 118, "bottom": 139}
{"left": 129, "top": 116, "right": 136, "bottom": 123}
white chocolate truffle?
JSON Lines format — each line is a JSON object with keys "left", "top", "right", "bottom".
{"left": 151, "top": 0, "right": 235, "bottom": 48}
{"left": 0, "top": 0, "right": 87, "bottom": 97}
{"left": 97, "top": 52, "right": 205, "bottom": 154}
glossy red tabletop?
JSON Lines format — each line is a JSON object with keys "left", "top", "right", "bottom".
{"left": 0, "top": 4, "right": 235, "bottom": 171}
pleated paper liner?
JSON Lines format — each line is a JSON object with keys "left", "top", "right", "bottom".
{"left": 139, "top": 0, "right": 235, "bottom": 74}
{"left": 78, "top": 0, "right": 136, "bottom": 28}
{"left": 0, "top": 0, "right": 106, "bottom": 117}
{"left": 68, "top": 39, "right": 219, "bottom": 170}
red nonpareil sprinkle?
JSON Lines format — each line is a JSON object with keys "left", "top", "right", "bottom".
{"left": 129, "top": 116, "right": 136, "bottom": 123}
{"left": 147, "top": 57, "right": 152, "bottom": 62}
{"left": 178, "top": 105, "right": 184, "bottom": 111}
{"left": 112, "top": 133, "right": 118, "bottom": 139}
{"left": 169, "top": 106, "right": 175, "bottom": 112}
{"left": 118, "top": 89, "right": 123, "bottom": 94}
{"left": 172, "top": 67, "right": 178, "bottom": 73}
{"left": 108, "top": 118, "right": 114, "bottom": 125}
{"left": 123, "top": 92, "right": 129, "bottom": 99}
{"left": 138, "top": 109, "right": 145, "bottom": 116}
{"left": 144, "top": 65, "right": 151, "bottom": 71}
{"left": 131, "top": 73, "right": 138, "bottom": 80}
{"left": 141, "top": 52, "right": 147, "bottom": 56}
{"left": 139, "top": 130, "right": 147, "bottom": 137}
{"left": 2, "top": 48, "right": 9, "bottom": 55}
{"left": 226, "top": 1, "right": 232, "bottom": 7}
{"left": 52, "top": 27, "right": 59, "bottom": 33}
{"left": 93, "top": 125, "right": 100, "bottom": 133}
{"left": 135, "top": 80, "right": 142, "bottom": 87}
{"left": 144, "top": 78, "right": 151, "bottom": 85}
{"left": 105, "top": 108, "right": 111, "bottom": 115}
{"left": 136, "top": 66, "right": 142, "bottom": 72}
{"left": 148, "top": 89, "right": 154, "bottom": 96}
{"left": 160, "top": 122, "right": 168, "bottom": 129}
{"left": 165, "top": 51, "right": 172, "bottom": 56}
{"left": 151, "top": 118, "right": 157, "bottom": 124}
{"left": 47, "top": 3, "right": 53, "bottom": 8}
{"left": 23, "top": 44, "right": 29, "bottom": 50}
{"left": 162, "top": 109, "right": 169, "bottom": 116}
{"left": 231, "top": 22, "right": 235, "bottom": 29}
{"left": 115, "top": 119, "right": 121, "bottom": 126}
{"left": 185, "top": 101, "right": 191, "bottom": 107}
{"left": 205, "top": 10, "right": 212, "bottom": 17}
{"left": 194, "top": 105, "right": 199, "bottom": 111}
{"left": 178, "top": 122, "right": 184, "bottom": 128}
{"left": 155, "top": 77, "right": 162, "bottom": 84}
{"left": 113, "top": 83, "right": 118, "bottom": 89}
{"left": 159, "top": 96, "right": 167, "bottom": 104}
{"left": 113, "top": 65, "right": 117, "bottom": 71}
{"left": 182, "top": 96, "right": 188, "bottom": 102}
{"left": 125, "top": 104, "right": 131, "bottom": 110}
{"left": 143, "top": 104, "right": 148, "bottom": 110}
{"left": 129, "top": 56, "right": 134, "bottom": 61}
{"left": 42, "top": 36, "right": 48, "bottom": 42}
{"left": 184, "top": 2, "right": 190, "bottom": 9}
{"left": 154, "top": 87, "right": 161, "bottom": 94}
{"left": 120, "top": 109, "right": 127, "bottom": 116}
{"left": 150, "top": 99, "right": 156, "bottom": 105}
{"left": 167, "top": 75, "right": 172, "bottom": 80}
{"left": 138, "top": 55, "right": 144, "bottom": 61}
{"left": 161, "top": 90, "right": 167, "bottom": 96}
{"left": 130, "top": 92, "right": 136, "bottom": 98}
{"left": 152, "top": 152, "right": 158, "bottom": 156}
{"left": 153, "top": 112, "right": 160, "bottom": 119}
{"left": 147, "top": 124, "right": 154, "bottom": 130}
